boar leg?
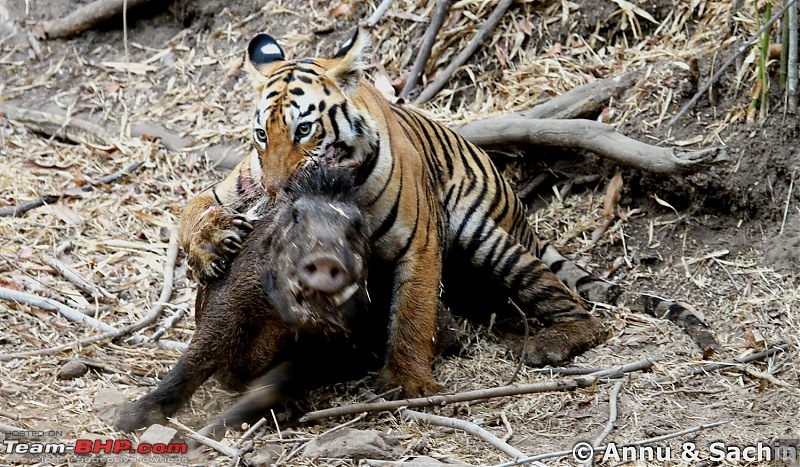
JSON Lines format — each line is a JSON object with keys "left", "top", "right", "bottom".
{"left": 116, "top": 355, "right": 218, "bottom": 432}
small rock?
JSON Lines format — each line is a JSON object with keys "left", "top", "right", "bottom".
{"left": 58, "top": 360, "right": 89, "bottom": 380}
{"left": 93, "top": 388, "right": 126, "bottom": 422}
{"left": 139, "top": 424, "right": 177, "bottom": 445}
{"left": 302, "top": 428, "right": 402, "bottom": 461}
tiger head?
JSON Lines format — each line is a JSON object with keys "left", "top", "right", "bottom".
{"left": 245, "top": 30, "right": 378, "bottom": 194}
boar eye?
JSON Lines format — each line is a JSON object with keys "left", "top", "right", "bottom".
{"left": 291, "top": 209, "right": 301, "bottom": 224}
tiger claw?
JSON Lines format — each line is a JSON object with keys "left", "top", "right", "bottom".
{"left": 210, "top": 260, "right": 226, "bottom": 276}
{"left": 221, "top": 236, "right": 243, "bottom": 254}
{"left": 231, "top": 216, "right": 254, "bottom": 231}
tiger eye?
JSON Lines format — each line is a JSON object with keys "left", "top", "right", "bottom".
{"left": 296, "top": 122, "right": 312, "bottom": 139}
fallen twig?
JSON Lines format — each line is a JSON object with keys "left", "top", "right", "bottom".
{"left": 0, "top": 161, "right": 144, "bottom": 217}
{"left": 42, "top": 256, "right": 113, "bottom": 300}
{"left": 669, "top": 0, "right": 798, "bottom": 126}
{"left": 364, "top": 0, "right": 395, "bottom": 27}
{"left": 404, "top": 409, "right": 528, "bottom": 461}
{"left": 400, "top": 0, "right": 452, "bottom": 99}
{"left": 653, "top": 343, "right": 790, "bottom": 384}
{"left": 789, "top": 0, "right": 798, "bottom": 113}
{"left": 0, "top": 231, "right": 186, "bottom": 360}
{"left": 299, "top": 357, "right": 653, "bottom": 423}
{"left": 170, "top": 418, "right": 241, "bottom": 460}
{"left": 151, "top": 303, "right": 188, "bottom": 341}
{"left": 0, "top": 104, "right": 111, "bottom": 146}
{"left": 522, "top": 72, "right": 636, "bottom": 120}
{"left": 592, "top": 381, "right": 623, "bottom": 449}
{"left": 743, "top": 367, "right": 796, "bottom": 389}
{"left": 457, "top": 117, "right": 729, "bottom": 175}
{"left": 415, "top": 0, "right": 513, "bottom": 104}
{"left": 41, "top": 0, "right": 154, "bottom": 39}
{"left": 493, "top": 420, "right": 729, "bottom": 467}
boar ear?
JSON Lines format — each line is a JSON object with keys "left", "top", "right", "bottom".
{"left": 246, "top": 33, "right": 286, "bottom": 90}
{"left": 261, "top": 269, "right": 276, "bottom": 298}
{"left": 326, "top": 28, "right": 369, "bottom": 95}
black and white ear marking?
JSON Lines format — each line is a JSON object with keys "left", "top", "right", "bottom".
{"left": 333, "top": 29, "right": 359, "bottom": 59}
{"left": 248, "top": 33, "right": 285, "bottom": 66}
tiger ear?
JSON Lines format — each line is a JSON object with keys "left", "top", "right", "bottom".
{"left": 246, "top": 33, "right": 286, "bottom": 90}
{"left": 326, "top": 29, "right": 369, "bottom": 95}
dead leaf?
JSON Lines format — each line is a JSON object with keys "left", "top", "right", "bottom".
{"left": 22, "top": 160, "right": 75, "bottom": 170}
{"left": 444, "top": 10, "right": 462, "bottom": 30}
{"left": 18, "top": 246, "right": 34, "bottom": 258}
{"left": 100, "top": 62, "right": 157, "bottom": 75}
{"left": 602, "top": 171, "right": 623, "bottom": 218}
{"left": 330, "top": 3, "right": 351, "bottom": 18}
{"left": 132, "top": 210, "right": 174, "bottom": 228}
{"left": 0, "top": 279, "right": 24, "bottom": 291}
{"left": 105, "top": 82, "right": 126, "bottom": 93}
{"left": 744, "top": 328, "right": 766, "bottom": 349}
{"left": 225, "top": 57, "right": 244, "bottom": 78}
{"left": 391, "top": 75, "right": 406, "bottom": 94}
{"left": 545, "top": 42, "right": 563, "bottom": 57}
{"left": 47, "top": 203, "right": 82, "bottom": 226}
{"left": 373, "top": 69, "right": 396, "bottom": 102}
{"left": 591, "top": 218, "right": 613, "bottom": 244}
{"left": 600, "top": 257, "right": 626, "bottom": 279}
{"left": 676, "top": 300, "right": 705, "bottom": 322}
{"left": 519, "top": 18, "right": 534, "bottom": 36}
{"left": 653, "top": 193, "right": 679, "bottom": 216}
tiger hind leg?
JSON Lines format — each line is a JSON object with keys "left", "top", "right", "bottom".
{"left": 461, "top": 222, "right": 609, "bottom": 366}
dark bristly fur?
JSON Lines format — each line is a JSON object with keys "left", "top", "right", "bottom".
{"left": 116, "top": 167, "right": 377, "bottom": 436}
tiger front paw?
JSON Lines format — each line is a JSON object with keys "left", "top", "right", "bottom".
{"left": 187, "top": 209, "right": 254, "bottom": 284}
{"left": 377, "top": 365, "right": 443, "bottom": 399}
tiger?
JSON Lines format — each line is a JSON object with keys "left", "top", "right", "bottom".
{"left": 178, "top": 29, "right": 702, "bottom": 396}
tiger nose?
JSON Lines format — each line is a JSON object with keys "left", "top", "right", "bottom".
{"left": 297, "top": 254, "right": 351, "bottom": 294}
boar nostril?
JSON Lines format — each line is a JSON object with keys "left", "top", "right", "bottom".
{"left": 297, "top": 255, "right": 351, "bottom": 294}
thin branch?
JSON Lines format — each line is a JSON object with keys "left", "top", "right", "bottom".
{"left": 415, "top": 0, "right": 514, "bottom": 104}
{"left": 788, "top": 0, "right": 798, "bottom": 113}
{"left": 493, "top": 420, "right": 729, "bottom": 467}
{"left": 403, "top": 409, "right": 528, "bottom": 461}
{"left": 669, "top": 0, "right": 798, "bottom": 126}
{"left": 0, "top": 161, "right": 144, "bottom": 217}
{"left": 0, "top": 231, "right": 186, "bottom": 360}
{"left": 364, "top": 0, "right": 395, "bottom": 27}
{"left": 170, "top": 418, "right": 240, "bottom": 459}
{"left": 400, "top": 0, "right": 452, "bottom": 99}
{"left": 521, "top": 72, "right": 636, "bottom": 119}
{"left": 592, "top": 381, "right": 623, "bottom": 448}
{"left": 151, "top": 303, "right": 188, "bottom": 341}
{"left": 0, "top": 104, "right": 111, "bottom": 146}
{"left": 299, "top": 357, "right": 653, "bottom": 423}
{"left": 456, "top": 117, "right": 730, "bottom": 175}
{"left": 41, "top": 0, "right": 154, "bottom": 39}
{"left": 653, "top": 343, "right": 790, "bottom": 384}
{"left": 42, "top": 256, "right": 113, "bottom": 300}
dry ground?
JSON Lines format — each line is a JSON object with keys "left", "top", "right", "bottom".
{"left": 0, "top": 0, "right": 798, "bottom": 466}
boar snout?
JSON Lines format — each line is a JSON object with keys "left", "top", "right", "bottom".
{"left": 298, "top": 254, "right": 350, "bottom": 294}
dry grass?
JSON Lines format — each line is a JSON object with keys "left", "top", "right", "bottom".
{"left": 0, "top": 0, "right": 798, "bottom": 465}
